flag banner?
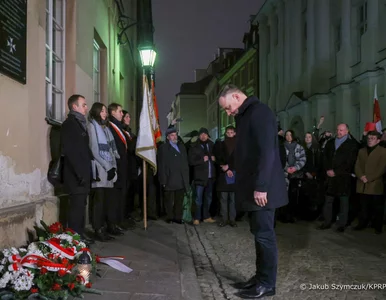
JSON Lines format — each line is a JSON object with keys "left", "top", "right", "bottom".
{"left": 151, "top": 78, "right": 162, "bottom": 143}
{"left": 373, "top": 84, "right": 382, "bottom": 133}
{"left": 136, "top": 75, "right": 157, "bottom": 174}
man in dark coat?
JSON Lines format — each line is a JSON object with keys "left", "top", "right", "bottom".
{"left": 215, "top": 125, "right": 237, "bottom": 227}
{"left": 158, "top": 127, "right": 190, "bottom": 223}
{"left": 188, "top": 127, "right": 217, "bottom": 225}
{"left": 61, "top": 95, "right": 93, "bottom": 243}
{"left": 218, "top": 85, "right": 288, "bottom": 299}
{"left": 318, "top": 123, "right": 359, "bottom": 232}
{"left": 108, "top": 103, "right": 130, "bottom": 235}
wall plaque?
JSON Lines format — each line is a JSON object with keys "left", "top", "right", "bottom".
{"left": 0, "top": 0, "right": 27, "bottom": 84}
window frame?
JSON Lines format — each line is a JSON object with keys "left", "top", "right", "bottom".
{"left": 93, "top": 39, "right": 101, "bottom": 103}
{"left": 46, "top": 0, "right": 66, "bottom": 122}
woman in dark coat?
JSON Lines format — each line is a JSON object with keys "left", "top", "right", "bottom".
{"left": 300, "top": 132, "right": 322, "bottom": 219}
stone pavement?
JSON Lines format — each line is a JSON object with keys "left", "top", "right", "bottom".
{"left": 83, "top": 221, "right": 202, "bottom": 300}
{"left": 186, "top": 220, "right": 386, "bottom": 300}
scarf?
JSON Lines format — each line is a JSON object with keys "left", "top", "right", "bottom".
{"left": 285, "top": 141, "right": 297, "bottom": 167}
{"left": 109, "top": 117, "right": 127, "bottom": 149}
{"left": 334, "top": 134, "right": 348, "bottom": 150}
{"left": 91, "top": 120, "right": 119, "bottom": 162}
{"left": 200, "top": 140, "right": 210, "bottom": 155}
{"left": 306, "top": 142, "right": 312, "bottom": 149}
{"left": 69, "top": 110, "right": 87, "bottom": 130}
{"left": 224, "top": 136, "right": 236, "bottom": 155}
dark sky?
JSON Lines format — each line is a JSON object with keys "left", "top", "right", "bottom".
{"left": 152, "top": 0, "right": 264, "bottom": 132}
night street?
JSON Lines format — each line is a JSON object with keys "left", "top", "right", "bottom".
{"left": 187, "top": 220, "right": 386, "bottom": 300}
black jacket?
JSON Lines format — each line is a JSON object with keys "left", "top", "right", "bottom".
{"left": 303, "top": 143, "right": 322, "bottom": 176}
{"left": 234, "top": 96, "right": 288, "bottom": 211}
{"left": 323, "top": 136, "right": 359, "bottom": 196}
{"left": 188, "top": 140, "right": 216, "bottom": 186}
{"left": 158, "top": 141, "right": 190, "bottom": 191}
{"left": 215, "top": 139, "right": 236, "bottom": 192}
{"left": 61, "top": 114, "right": 92, "bottom": 195}
{"left": 108, "top": 117, "right": 128, "bottom": 190}
{"left": 123, "top": 129, "right": 139, "bottom": 181}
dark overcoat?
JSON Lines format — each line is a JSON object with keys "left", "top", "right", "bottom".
{"left": 234, "top": 96, "right": 288, "bottom": 211}
{"left": 188, "top": 140, "right": 216, "bottom": 186}
{"left": 215, "top": 140, "right": 236, "bottom": 192}
{"left": 108, "top": 119, "right": 128, "bottom": 190}
{"left": 158, "top": 141, "right": 190, "bottom": 192}
{"left": 323, "top": 136, "right": 359, "bottom": 196}
{"left": 61, "top": 114, "right": 92, "bottom": 195}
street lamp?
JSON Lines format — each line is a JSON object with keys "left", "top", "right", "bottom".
{"left": 138, "top": 44, "right": 157, "bottom": 68}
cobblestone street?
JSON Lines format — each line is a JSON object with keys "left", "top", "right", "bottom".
{"left": 186, "top": 220, "right": 386, "bottom": 300}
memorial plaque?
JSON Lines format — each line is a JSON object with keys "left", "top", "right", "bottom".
{"left": 0, "top": 0, "right": 27, "bottom": 84}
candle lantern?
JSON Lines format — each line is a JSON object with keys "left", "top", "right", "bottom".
{"left": 75, "top": 251, "right": 92, "bottom": 284}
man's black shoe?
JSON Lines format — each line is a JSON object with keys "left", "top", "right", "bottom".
{"left": 353, "top": 225, "right": 365, "bottom": 231}
{"left": 229, "top": 221, "right": 238, "bottom": 227}
{"left": 81, "top": 235, "right": 95, "bottom": 245}
{"left": 231, "top": 276, "right": 257, "bottom": 290}
{"left": 336, "top": 226, "right": 345, "bottom": 233}
{"left": 107, "top": 225, "right": 124, "bottom": 236}
{"left": 116, "top": 224, "right": 128, "bottom": 232}
{"left": 317, "top": 224, "right": 331, "bottom": 230}
{"left": 94, "top": 229, "right": 108, "bottom": 242}
{"left": 235, "top": 285, "right": 275, "bottom": 299}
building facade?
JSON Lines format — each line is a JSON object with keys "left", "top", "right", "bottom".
{"left": 256, "top": 0, "right": 386, "bottom": 139}
{"left": 0, "top": 0, "right": 139, "bottom": 247}
{"left": 170, "top": 76, "right": 212, "bottom": 141}
{"left": 217, "top": 25, "right": 259, "bottom": 136}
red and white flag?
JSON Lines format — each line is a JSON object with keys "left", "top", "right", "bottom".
{"left": 373, "top": 84, "right": 382, "bottom": 133}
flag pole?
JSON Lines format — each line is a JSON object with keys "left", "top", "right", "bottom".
{"left": 143, "top": 160, "right": 147, "bottom": 230}
{"left": 142, "top": 68, "right": 148, "bottom": 230}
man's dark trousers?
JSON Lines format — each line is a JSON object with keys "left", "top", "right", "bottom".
{"left": 248, "top": 208, "right": 277, "bottom": 288}
{"left": 68, "top": 193, "right": 87, "bottom": 235}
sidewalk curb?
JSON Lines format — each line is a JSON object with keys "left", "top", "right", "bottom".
{"left": 175, "top": 224, "right": 203, "bottom": 300}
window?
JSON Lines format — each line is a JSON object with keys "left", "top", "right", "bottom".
{"left": 335, "top": 20, "right": 341, "bottom": 52}
{"left": 46, "top": 0, "right": 66, "bottom": 121}
{"left": 358, "top": 1, "right": 368, "bottom": 36}
{"left": 274, "top": 16, "right": 278, "bottom": 46}
{"left": 267, "top": 25, "right": 271, "bottom": 53}
{"left": 248, "top": 61, "right": 253, "bottom": 81}
{"left": 93, "top": 40, "right": 101, "bottom": 103}
{"left": 267, "top": 80, "right": 271, "bottom": 99}
{"left": 302, "top": 0, "right": 307, "bottom": 72}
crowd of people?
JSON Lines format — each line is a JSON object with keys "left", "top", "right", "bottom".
{"left": 275, "top": 116, "right": 386, "bottom": 234}
{"left": 59, "top": 94, "right": 386, "bottom": 246}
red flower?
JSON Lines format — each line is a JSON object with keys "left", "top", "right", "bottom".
{"left": 48, "top": 253, "right": 55, "bottom": 259}
{"left": 68, "top": 283, "right": 75, "bottom": 291}
{"left": 58, "top": 269, "right": 67, "bottom": 277}
{"left": 85, "top": 282, "right": 92, "bottom": 288}
{"left": 76, "top": 275, "right": 84, "bottom": 283}
{"left": 30, "top": 288, "right": 39, "bottom": 293}
{"left": 52, "top": 283, "right": 61, "bottom": 291}
{"left": 49, "top": 222, "right": 63, "bottom": 234}
{"left": 40, "top": 268, "right": 48, "bottom": 275}
{"left": 61, "top": 258, "right": 69, "bottom": 265}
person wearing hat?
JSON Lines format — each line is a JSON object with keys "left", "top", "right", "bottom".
{"left": 158, "top": 127, "right": 190, "bottom": 224}
{"left": 188, "top": 127, "right": 216, "bottom": 225}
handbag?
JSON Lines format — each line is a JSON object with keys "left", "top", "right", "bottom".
{"left": 47, "top": 156, "right": 64, "bottom": 187}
